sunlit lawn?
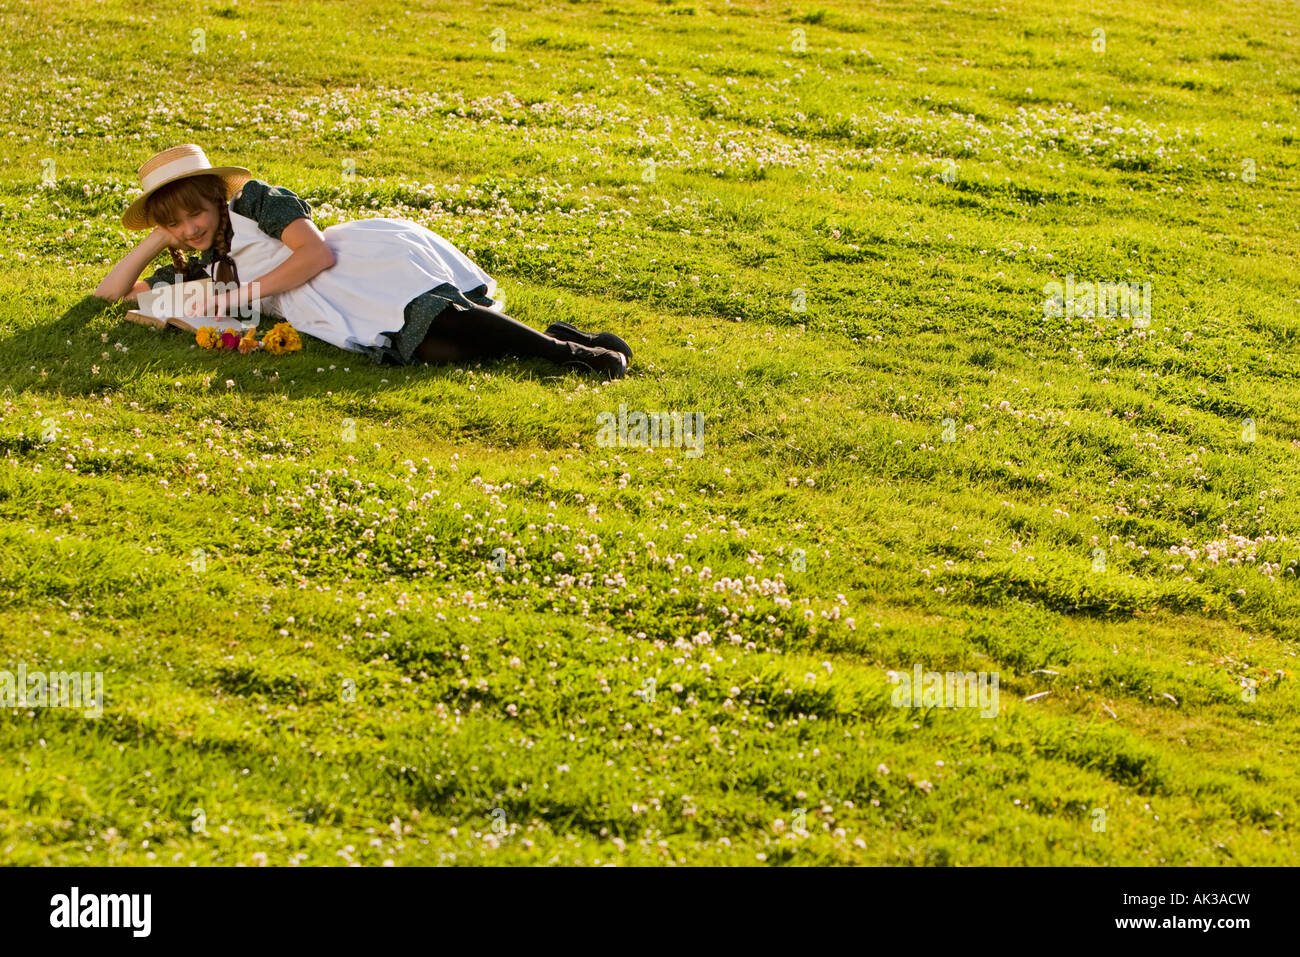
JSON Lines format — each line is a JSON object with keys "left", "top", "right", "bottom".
{"left": 0, "top": 0, "right": 1297, "bottom": 864}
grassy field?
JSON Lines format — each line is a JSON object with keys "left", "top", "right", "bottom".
{"left": 1, "top": 0, "right": 1298, "bottom": 865}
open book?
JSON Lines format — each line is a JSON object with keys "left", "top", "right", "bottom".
{"left": 124, "top": 278, "right": 258, "bottom": 334}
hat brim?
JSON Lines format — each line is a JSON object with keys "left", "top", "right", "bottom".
{"left": 121, "top": 166, "right": 253, "bottom": 231}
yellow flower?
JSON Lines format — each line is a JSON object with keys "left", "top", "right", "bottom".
{"left": 262, "top": 321, "right": 302, "bottom": 355}
{"left": 195, "top": 326, "right": 221, "bottom": 349}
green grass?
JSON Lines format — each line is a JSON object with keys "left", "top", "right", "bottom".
{"left": 0, "top": 0, "right": 1298, "bottom": 865}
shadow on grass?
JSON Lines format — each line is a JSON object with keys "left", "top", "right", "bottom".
{"left": 3, "top": 295, "right": 623, "bottom": 397}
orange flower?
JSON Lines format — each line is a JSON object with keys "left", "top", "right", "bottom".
{"left": 238, "top": 324, "right": 262, "bottom": 354}
{"left": 195, "top": 326, "right": 221, "bottom": 349}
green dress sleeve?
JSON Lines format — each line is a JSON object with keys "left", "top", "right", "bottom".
{"left": 230, "top": 179, "right": 313, "bottom": 240}
{"left": 139, "top": 258, "right": 209, "bottom": 288}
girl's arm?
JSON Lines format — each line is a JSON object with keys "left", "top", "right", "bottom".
{"left": 229, "top": 218, "right": 335, "bottom": 303}
{"left": 94, "top": 227, "right": 174, "bottom": 302}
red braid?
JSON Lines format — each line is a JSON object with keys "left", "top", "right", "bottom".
{"left": 212, "top": 201, "right": 238, "bottom": 286}
{"left": 168, "top": 245, "right": 188, "bottom": 278}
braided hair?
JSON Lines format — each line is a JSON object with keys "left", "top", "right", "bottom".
{"left": 145, "top": 173, "right": 240, "bottom": 287}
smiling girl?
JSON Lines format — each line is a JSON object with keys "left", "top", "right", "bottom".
{"left": 94, "top": 144, "right": 632, "bottom": 377}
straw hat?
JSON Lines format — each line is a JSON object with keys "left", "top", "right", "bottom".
{"left": 121, "top": 144, "right": 252, "bottom": 230}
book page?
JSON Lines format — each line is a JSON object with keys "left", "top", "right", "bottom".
{"left": 135, "top": 278, "right": 262, "bottom": 331}
{"left": 135, "top": 278, "right": 213, "bottom": 320}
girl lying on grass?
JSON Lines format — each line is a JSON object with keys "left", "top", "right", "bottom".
{"left": 94, "top": 144, "right": 632, "bottom": 378}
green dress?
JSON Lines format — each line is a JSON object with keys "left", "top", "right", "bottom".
{"left": 140, "top": 179, "right": 498, "bottom": 365}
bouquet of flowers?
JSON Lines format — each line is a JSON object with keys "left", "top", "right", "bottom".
{"left": 196, "top": 321, "right": 302, "bottom": 355}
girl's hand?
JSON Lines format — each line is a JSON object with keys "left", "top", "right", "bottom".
{"left": 184, "top": 285, "right": 230, "bottom": 318}
{"left": 148, "top": 225, "right": 181, "bottom": 253}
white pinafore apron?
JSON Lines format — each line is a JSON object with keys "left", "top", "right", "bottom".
{"left": 218, "top": 206, "right": 502, "bottom": 355}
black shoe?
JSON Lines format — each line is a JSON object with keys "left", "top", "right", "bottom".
{"left": 559, "top": 342, "right": 628, "bottom": 379}
{"left": 546, "top": 321, "right": 633, "bottom": 362}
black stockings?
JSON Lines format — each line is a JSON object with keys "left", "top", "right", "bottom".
{"left": 415, "top": 303, "right": 574, "bottom": 365}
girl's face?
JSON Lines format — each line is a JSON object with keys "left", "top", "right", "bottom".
{"left": 157, "top": 198, "right": 219, "bottom": 251}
